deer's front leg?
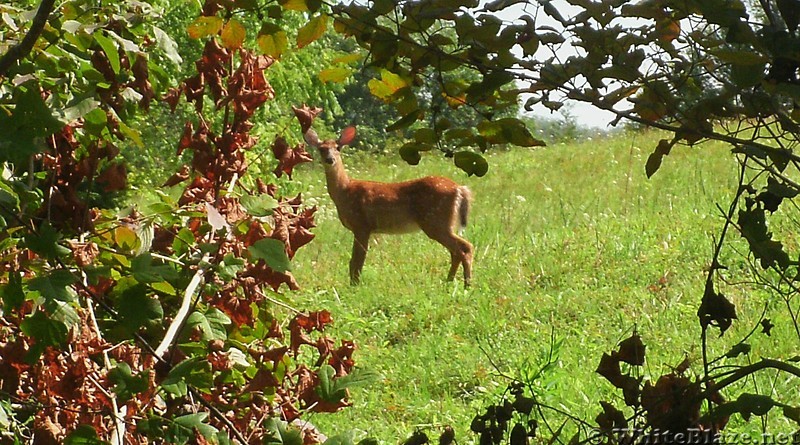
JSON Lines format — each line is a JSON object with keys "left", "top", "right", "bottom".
{"left": 349, "top": 231, "right": 370, "bottom": 285}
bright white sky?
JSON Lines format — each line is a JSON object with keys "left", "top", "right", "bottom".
{"left": 495, "top": 0, "right": 620, "bottom": 130}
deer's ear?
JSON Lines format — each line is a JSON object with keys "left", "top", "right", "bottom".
{"left": 303, "top": 128, "right": 321, "bottom": 147}
{"left": 338, "top": 126, "right": 356, "bottom": 146}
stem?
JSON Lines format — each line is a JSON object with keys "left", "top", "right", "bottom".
{"left": 154, "top": 253, "right": 211, "bottom": 358}
{"left": 0, "top": 0, "right": 57, "bottom": 77}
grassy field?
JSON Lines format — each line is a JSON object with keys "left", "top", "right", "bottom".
{"left": 276, "top": 130, "right": 797, "bottom": 443}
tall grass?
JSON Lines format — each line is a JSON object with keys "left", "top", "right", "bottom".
{"left": 283, "top": 130, "right": 796, "bottom": 442}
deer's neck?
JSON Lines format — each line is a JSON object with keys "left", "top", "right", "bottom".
{"left": 324, "top": 161, "right": 351, "bottom": 202}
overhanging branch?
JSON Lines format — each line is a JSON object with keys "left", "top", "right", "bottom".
{"left": 0, "top": 0, "right": 57, "bottom": 78}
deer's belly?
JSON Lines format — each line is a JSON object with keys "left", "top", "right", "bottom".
{"left": 369, "top": 208, "right": 420, "bottom": 234}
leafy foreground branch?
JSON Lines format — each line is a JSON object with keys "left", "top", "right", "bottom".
{"left": 0, "top": 1, "right": 378, "bottom": 443}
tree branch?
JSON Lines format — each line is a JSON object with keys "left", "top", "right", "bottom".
{"left": 0, "top": 0, "right": 57, "bottom": 78}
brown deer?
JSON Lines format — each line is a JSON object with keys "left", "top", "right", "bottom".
{"left": 303, "top": 126, "right": 474, "bottom": 286}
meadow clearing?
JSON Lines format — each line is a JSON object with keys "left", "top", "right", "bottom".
{"left": 278, "top": 129, "right": 798, "bottom": 442}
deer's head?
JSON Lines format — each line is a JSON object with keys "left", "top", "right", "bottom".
{"left": 303, "top": 127, "right": 356, "bottom": 166}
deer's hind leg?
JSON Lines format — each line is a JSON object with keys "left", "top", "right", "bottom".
{"left": 420, "top": 224, "right": 473, "bottom": 286}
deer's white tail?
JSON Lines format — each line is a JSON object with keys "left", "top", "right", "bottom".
{"left": 456, "top": 186, "right": 472, "bottom": 231}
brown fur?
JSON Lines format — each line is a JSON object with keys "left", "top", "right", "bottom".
{"left": 306, "top": 130, "right": 474, "bottom": 286}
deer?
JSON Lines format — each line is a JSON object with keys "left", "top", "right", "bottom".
{"left": 303, "top": 125, "right": 474, "bottom": 287}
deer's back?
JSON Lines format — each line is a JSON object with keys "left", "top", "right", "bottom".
{"left": 333, "top": 176, "right": 464, "bottom": 233}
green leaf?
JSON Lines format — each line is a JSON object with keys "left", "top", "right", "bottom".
{"left": 454, "top": 151, "right": 489, "bottom": 177}
{"left": 385, "top": 110, "right": 423, "bottom": 132}
{"left": 60, "top": 98, "right": 100, "bottom": 122}
{"left": 173, "top": 227, "right": 195, "bottom": 256}
{"left": 399, "top": 142, "right": 433, "bottom": 165}
{"left": 108, "top": 362, "right": 150, "bottom": 402}
{"left": 0, "top": 85, "right": 63, "bottom": 164}
{"left": 162, "top": 357, "right": 213, "bottom": 396}
{"left": 175, "top": 413, "right": 218, "bottom": 438}
{"left": 264, "top": 418, "right": 304, "bottom": 445}
{"left": 496, "top": 118, "right": 545, "bottom": 147}
{"left": 316, "top": 365, "right": 379, "bottom": 403}
{"left": 153, "top": 25, "right": 183, "bottom": 65}
{"left": 83, "top": 108, "right": 108, "bottom": 136}
{"left": 93, "top": 31, "right": 120, "bottom": 74}
{"left": 280, "top": 0, "right": 309, "bottom": 11}
{"left": 28, "top": 269, "right": 77, "bottom": 302}
{"left": 258, "top": 23, "right": 288, "bottom": 58}
{"left": 248, "top": 238, "right": 291, "bottom": 272}
{"left": 20, "top": 311, "right": 68, "bottom": 361}
{"left": 24, "top": 222, "right": 71, "bottom": 259}
{"left": 2, "top": 272, "right": 25, "bottom": 311}
{"left": 645, "top": 139, "right": 674, "bottom": 178}
{"left": 241, "top": 193, "right": 279, "bottom": 217}
{"left": 218, "top": 253, "right": 245, "bottom": 281}
{"left": 130, "top": 253, "right": 178, "bottom": 283}
{"left": 117, "top": 284, "right": 163, "bottom": 334}
{"left": 64, "top": 425, "right": 108, "bottom": 445}
{"left": 297, "top": 14, "right": 328, "bottom": 49}
{"left": 185, "top": 308, "right": 231, "bottom": 341}
{"left": 368, "top": 70, "right": 407, "bottom": 101}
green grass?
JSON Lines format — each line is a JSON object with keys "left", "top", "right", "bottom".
{"left": 281, "top": 130, "right": 798, "bottom": 443}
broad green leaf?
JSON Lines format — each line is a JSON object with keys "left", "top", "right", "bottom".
{"left": 221, "top": 18, "right": 246, "bottom": 49}
{"left": 186, "top": 308, "right": 231, "bottom": 341}
{"left": 712, "top": 48, "right": 768, "bottom": 65}
{"left": 60, "top": 98, "right": 100, "bottom": 122}
{"left": 385, "top": 110, "right": 422, "bottom": 132}
{"left": 24, "top": 222, "right": 71, "bottom": 259}
{"left": 48, "top": 299, "right": 80, "bottom": 329}
{"left": 1, "top": 272, "right": 24, "bottom": 311}
{"left": 117, "top": 284, "right": 163, "bottom": 333}
{"left": 108, "top": 363, "right": 150, "bottom": 402}
{"left": 248, "top": 238, "right": 291, "bottom": 272}
{"left": 454, "top": 151, "right": 489, "bottom": 177}
{"left": 413, "top": 128, "right": 437, "bottom": 144}
{"left": 241, "top": 193, "right": 279, "bottom": 217}
{"left": 64, "top": 425, "right": 108, "bottom": 445}
{"left": 162, "top": 357, "right": 213, "bottom": 396}
{"left": 172, "top": 413, "right": 218, "bottom": 441}
{"left": 130, "top": 253, "right": 177, "bottom": 283}
{"left": 497, "top": 118, "right": 544, "bottom": 147}
{"left": 83, "top": 108, "right": 107, "bottom": 136}
{"left": 399, "top": 142, "right": 433, "bottom": 165}
{"left": 0, "top": 84, "right": 63, "bottom": 164}
{"left": 20, "top": 311, "right": 68, "bottom": 361}
{"left": 187, "top": 16, "right": 224, "bottom": 39}
{"left": 28, "top": 269, "right": 77, "bottom": 302}
{"left": 93, "top": 31, "right": 120, "bottom": 74}
{"left": 118, "top": 120, "right": 143, "bottom": 148}
{"left": 645, "top": 139, "right": 674, "bottom": 178}
{"left": 258, "top": 28, "right": 288, "bottom": 58}
{"left": 319, "top": 67, "right": 353, "bottom": 83}
{"left": 297, "top": 14, "right": 328, "bottom": 49}
{"left": 173, "top": 227, "right": 195, "bottom": 255}
{"left": 218, "top": 253, "right": 245, "bottom": 281}
{"left": 368, "top": 70, "right": 407, "bottom": 101}
{"left": 153, "top": 25, "right": 183, "bottom": 65}
{"left": 264, "top": 418, "right": 304, "bottom": 445}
